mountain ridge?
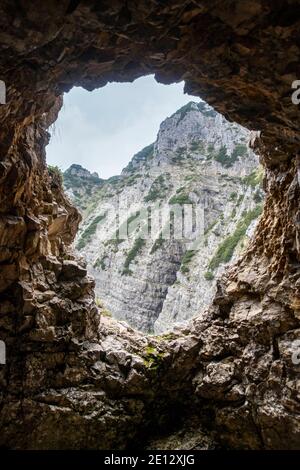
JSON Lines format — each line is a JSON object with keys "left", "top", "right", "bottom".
{"left": 64, "top": 101, "right": 264, "bottom": 333}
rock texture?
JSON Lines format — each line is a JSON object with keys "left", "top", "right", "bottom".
{"left": 70, "top": 102, "right": 263, "bottom": 333}
{"left": 0, "top": 0, "right": 299, "bottom": 450}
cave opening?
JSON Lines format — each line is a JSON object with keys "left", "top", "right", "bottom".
{"left": 1, "top": 0, "right": 300, "bottom": 450}
{"left": 45, "top": 76, "right": 264, "bottom": 335}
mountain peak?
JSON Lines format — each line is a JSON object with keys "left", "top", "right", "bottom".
{"left": 65, "top": 164, "right": 100, "bottom": 180}
{"left": 169, "top": 101, "right": 217, "bottom": 123}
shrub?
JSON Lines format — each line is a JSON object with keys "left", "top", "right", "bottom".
{"left": 214, "top": 145, "right": 229, "bottom": 165}
{"left": 169, "top": 193, "right": 192, "bottom": 205}
{"left": 214, "top": 144, "right": 247, "bottom": 167}
{"left": 107, "top": 175, "right": 121, "bottom": 185}
{"left": 231, "top": 143, "right": 248, "bottom": 159}
{"left": 93, "top": 255, "right": 108, "bottom": 270}
{"left": 204, "top": 271, "right": 214, "bottom": 281}
{"left": 48, "top": 165, "right": 63, "bottom": 185}
{"left": 180, "top": 265, "right": 189, "bottom": 274}
{"left": 122, "top": 267, "right": 133, "bottom": 276}
{"left": 230, "top": 192, "right": 237, "bottom": 200}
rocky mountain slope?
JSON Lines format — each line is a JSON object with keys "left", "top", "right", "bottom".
{"left": 1, "top": 0, "right": 300, "bottom": 450}
{"left": 65, "top": 102, "right": 264, "bottom": 333}
{"left": 63, "top": 164, "right": 103, "bottom": 212}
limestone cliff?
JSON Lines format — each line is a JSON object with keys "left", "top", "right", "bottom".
{"left": 67, "top": 102, "right": 263, "bottom": 333}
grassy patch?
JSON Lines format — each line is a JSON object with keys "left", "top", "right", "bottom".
{"left": 143, "top": 345, "right": 166, "bottom": 371}
{"left": 95, "top": 298, "right": 112, "bottom": 317}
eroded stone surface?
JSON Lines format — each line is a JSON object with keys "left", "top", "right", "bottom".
{"left": 0, "top": 0, "right": 299, "bottom": 450}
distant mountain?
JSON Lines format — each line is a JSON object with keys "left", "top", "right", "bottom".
{"left": 63, "top": 164, "right": 103, "bottom": 211}
{"left": 65, "top": 101, "right": 264, "bottom": 333}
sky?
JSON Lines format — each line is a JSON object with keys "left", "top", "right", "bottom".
{"left": 46, "top": 75, "right": 199, "bottom": 179}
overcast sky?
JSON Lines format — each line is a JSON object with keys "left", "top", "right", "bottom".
{"left": 46, "top": 75, "right": 199, "bottom": 179}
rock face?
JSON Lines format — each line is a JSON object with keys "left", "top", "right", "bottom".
{"left": 0, "top": 0, "right": 299, "bottom": 450}
{"left": 69, "top": 102, "right": 263, "bottom": 333}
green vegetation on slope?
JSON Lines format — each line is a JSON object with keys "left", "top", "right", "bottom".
{"left": 172, "top": 146, "right": 186, "bottom": 163}
{"left": 122, "top": 237, "right": 146, "bottom": 275}
{"left": 124, "top": 143, "right": 154, "bottom": 173}
{"left": 243, "top": 166, "right": 264, "bottom": 188}
{"left": 76, "top": 213, "right": 106, "bottom": 250}
{"left": 150, "top": 233, "right": 164, "bottom": 254}
{"left": 208, "top": 204, "right": 263, "bottom": 271}
{"left": 204, "top": 271, "right": 214, "bottom": 281}
{"left": 144, "top": 175, "right": 170, "bottom": 202}
{"left": 169, "top": 193, "right": 192, "bottom": 205}
{"left": 48, "top": 165, "right": 63, "bottom": 184}
{"left": 231, "top": 143, "right": 247, "bottom": 159}
{"left": 190, "top": 140, "right": 205, "bottom": 152}
{"left": 93, "top": 254, "right": 108, "bottom": 270}
{"left": 142, "top": 346, "right": 166, "bottom": 371}
{"left": 173, "top": 102, "right": 195, "bottom": 124}
{"left": 214, "top": 143, "right": 248, "bottom": 168}
{"left": 180, "top": 250, "right": 196, "bottom": 274}
{"left": 197, "top": 102, "right": 217, "bottom": 118}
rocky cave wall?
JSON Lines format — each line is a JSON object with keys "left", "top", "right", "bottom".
{"left": 0, "top": 0, "right": 299, "bottom": 449}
